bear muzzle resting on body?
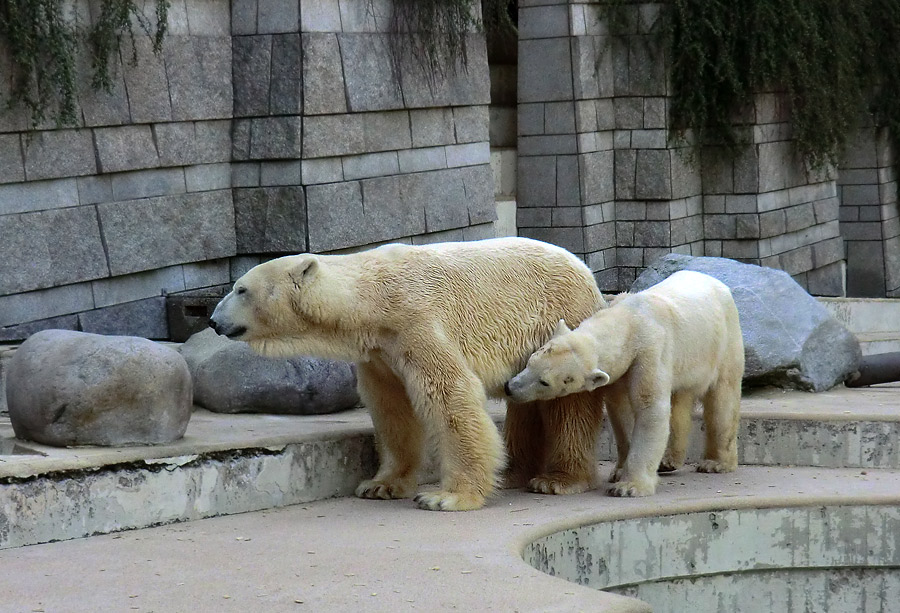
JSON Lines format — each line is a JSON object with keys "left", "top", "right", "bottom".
{"left": 506, "top": 270, "right": 744, "bottom": 498}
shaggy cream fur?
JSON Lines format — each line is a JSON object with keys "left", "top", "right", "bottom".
{"left": 507, "top": 270, "right": 744, "bottom": 497}
{"left": 210, "top": 238, "right": 607, "bottom": 511}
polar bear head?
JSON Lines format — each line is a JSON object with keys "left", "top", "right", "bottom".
{"left": 504, "top": 319, "right": 610, "bottom": 402}
{"left": 208, "top": 254, "right": 324, "bottom": 351}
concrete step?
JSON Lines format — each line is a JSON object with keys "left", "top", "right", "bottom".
{"left": 2, "top": 385, "right": 900, "bottom": 550}
{"left": 820, "top": 297, "right": 900, "bottom": 355}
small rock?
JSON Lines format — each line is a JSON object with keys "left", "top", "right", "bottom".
{"left": 179, "top": 328, "right": 359, "bottom": 415}
{"left": 632, "top": 254, "right": 861, "bottom": 392}
{"left": 6, "top": 330, "right": 192, "bottom": 446}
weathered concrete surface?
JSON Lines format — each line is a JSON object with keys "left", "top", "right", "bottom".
{"left": 6, "top": 330, "right": 192, "bottom": 446}
{"left": 528, "top": 504, "right": 900, "bottom": 613}
{"left": 1, "top": 467, "right": 898, "bottom": 612}
{"left": 632, "top": 254, "right": 861, "bottom": 391}
{"left": 821, "top": 297, "right": 900, "bottom": 355}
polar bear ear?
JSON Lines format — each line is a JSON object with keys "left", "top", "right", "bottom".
{"left": 289, "top": 257, "right": 319, "bottom": 287}
{"left": 586, "top": 369, "right": 611, "bottom": 390}
{"left": 552, "top": 319, "right": 571, "bottom": 338}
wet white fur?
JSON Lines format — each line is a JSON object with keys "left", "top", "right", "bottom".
{"left": 210, "top": 237, "right": 607, "bottom": 510}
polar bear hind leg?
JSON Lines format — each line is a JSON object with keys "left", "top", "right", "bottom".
{"left": 697, "top": 375, "right": 740, "bottom": 474}
{"left": 354, "top": 359, "right": 423, "bottom": 500}
{"left": 503, "top": 400, "right": 547, "bottom": 489}
{"left": 528, "top": 389, "right": 605, "bottom": 495}
{"left": 658, "top": 390, "right": 695, "bottom": 473}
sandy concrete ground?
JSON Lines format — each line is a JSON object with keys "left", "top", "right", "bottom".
{"left": 2, "top": 462, "right": 899, "bottom": 613}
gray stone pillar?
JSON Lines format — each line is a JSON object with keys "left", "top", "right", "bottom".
{"left": 838, "top": 125, "right": 900, "bottom": 297}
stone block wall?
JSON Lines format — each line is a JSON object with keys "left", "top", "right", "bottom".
{"left": 0, "top": 0, "right": 497, "bottom": 341}
{"left": 838, "top": 125, "right": 900, "bottom": 297}
{"left": 701, "top": 93, "right": 845, "bottom": 296}
{"left": 0, "top": 2, "right": 235, "bottom": 340}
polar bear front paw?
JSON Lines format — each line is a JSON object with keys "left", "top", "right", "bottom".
{"left": 608, "top": 479, "right": 655, "bottom": 497}
{"left": 528, "top": 474, "right": 593, "bottom": 495}
{"left": 413, "top": 490, "right": 486, "bottom": 511}
{"left": 355, "top": 478, "right": 415, "bottom": 500}
{"left": 696, "top": 459, "right": 737, "bottom": 474}
{"left": 658, "top": 455, "right": 683, "bottom": 473}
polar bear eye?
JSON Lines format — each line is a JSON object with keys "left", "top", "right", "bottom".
{"left": 539, "top": 380, "right": 550, "bottom": 387}
{"left": 236, "top": 287, "right": 247, "bottom": 296}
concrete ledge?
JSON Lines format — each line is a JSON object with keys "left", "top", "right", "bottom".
{"left": 3, "top": 385, "right": 900, "bottom": 552}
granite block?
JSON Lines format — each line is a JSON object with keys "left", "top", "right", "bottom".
{"left": 99, "top": 191, "right": 237, "bottom": 275}
{"left": 303, "top": 33, "right": 347, "bottom": 115}
{"left": 94, "top": 125, "right": 160, "bottom": 174}
{"left": 0, "top": 207, "right": 109, "bottom": 295}
{"left": 339, "top": 33, "right": 403, "bottom": 111}
{"left": 232, "top": 34, "right": 273, "bottom": 117}
{"left": 234, "top": 186, "right": 307, "bottom": 253}
{"left": 271, "top": 33, "right": 303, "bottom": 115}
{"left": 518, "top": 38, "right": 573, "bottom": 103}
{"left": 23, "top": 130, "right": 96, "bottom": 181}
{"left": 165, "top": 36, "right": 232, "bottom": 121}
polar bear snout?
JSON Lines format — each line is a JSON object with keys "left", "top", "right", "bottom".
{"left": 503, "top": 380, "right": 512, "bottom": 397}
{"left": 208, "top": 315, "right": 247, "bottom": 339}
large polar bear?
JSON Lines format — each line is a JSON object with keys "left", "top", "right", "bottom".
{"left": 505, "top": 270, "right": 744, "bottom": 497}
{"left": 209, "top": 237, "right": 607, "bottom": 511}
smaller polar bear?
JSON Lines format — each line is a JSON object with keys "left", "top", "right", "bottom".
{"left": 505, "top": 270, "right": 744, "bottom": 497}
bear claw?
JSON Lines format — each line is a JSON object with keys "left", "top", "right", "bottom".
{"left": 696, "top": 459, "right": 736, "bottom": 474}
{"left": 608, "top": 480, "right": 655, "bottom": 497}
{"left": 413, "top": 491, "right": 485, "bottom": 511}
{"left": 528, "top": 475, "right": 592, "bottom": 495}
{"left": 355, "top": 479, "right": 414, "bottom": 500}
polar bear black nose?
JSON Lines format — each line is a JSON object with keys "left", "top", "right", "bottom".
{"left": 209, "top": 318, "right": 219, "bottom": 333}
{"left": 504, "top": 381, "right": 512, "bottom": 396}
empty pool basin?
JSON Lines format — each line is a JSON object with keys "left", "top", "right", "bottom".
{"left": 525, "top": 504, "right": 900, "bottom": 612}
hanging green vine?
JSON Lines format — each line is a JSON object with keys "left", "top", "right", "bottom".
{"left": 380, "top": 0, "right": 515, "bottom": 84}
{"left": 0, "top": 0, "right": 169, "bottom": 127}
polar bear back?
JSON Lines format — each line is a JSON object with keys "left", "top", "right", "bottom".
{"left": 620, "top": 270, "right": 743, "bottom": 393}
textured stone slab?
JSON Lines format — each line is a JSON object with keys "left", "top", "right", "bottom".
{"left": 302, "top": 33, "right": 346, "bottom": 115}
{"left": 301, "top": 0, "right": 341, "bottom": 31}
{"left": 410, "top": 108, "right": 455, "bottom": 148}
{"left": 22, "top": 130, "right": 96, "bottom": 181}
{"left": 232, "top": 34, "right": 273, "bottom": 117}
{"left": 250, "top": 116, "right": 303, "bottom": 159}
{"left": 271, "top": 33, "right": 303, "bottom": 115}
{"left": 0, "top": 283, "right": 94, "bottom": 328}
{"left": 339, "top": 33, "right": 403, "bottom": 111}
{"left": 307, "top": 178, "right": 425, "bottom": 252}
{"left": 398, "top": 35, "right": 491, "bottom": 108}
{"left": 233, "top": 186, "right": 307, "bottom": 253}
{"left": 0, "top": 207, "right": 109, "bottom": 295}
{"left": 518, "top": 38, "right": 574, "bottom": 103}
{"left": 401, "top": 168, "right": 468, "bottom": 233}
{"left": 95, "top": 125, "right": 160, "bottom": 174}
{"left": 76, "top": 51, "right": 131, "bottom": 127}
{"left": 231, "top": 0, "right": 258, "bottom": 35}
{"left": 181, "top": 328, "right": 359, "bottom": 415}
{"left": 91, "top": 266, "right": 186, "bottom": 309}
{"left": 99, "top": 191, "right": 236, "bottom": 276}
{"left": 165, "top": 36, "right": 232, "bottom": 121}
{"left": 257, "top": 0, "right": 299, "bottom": 34}
{"left": 632, "top": 254, "right": 861, "bottom": 391}
{"left": 0, "top": 133, "right": 24, "bottom": 184}
{"left": 0, "top": 178, "right": 79, "bottom": 215}
{"left": 110, "top": 168, "right": 187, "bottom": 202}
{"left": 0, "top": 314, "right": 79, "bottom": 342}
{"left": 460, "top": 164, "right": 497, "bottom": 224}
{"left": 7, "top": 330, "right": 192, "bottom": 446}
{"left": 78, "top": 297, "right": 168, "bottom": 339}
{"left": 155, "top": 121, "right": 232, "bottom": 167}
{"left": 517, "top": 155, "right": 557, "bottom": 208}
{"left": 362, "top": 111, "right": 412, "bottom": 152}
{"left": 303, "top": 114, "right": 365, "bottom": 158}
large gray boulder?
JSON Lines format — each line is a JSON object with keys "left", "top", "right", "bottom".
{"left": 632, "top": 254, "right": 861, "bottom": 392}
{"left": 180, "top": 328, "right": 359, "bottom": 415}
{"left": 6, "top": 330, "right": 192, "bottom": 446}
